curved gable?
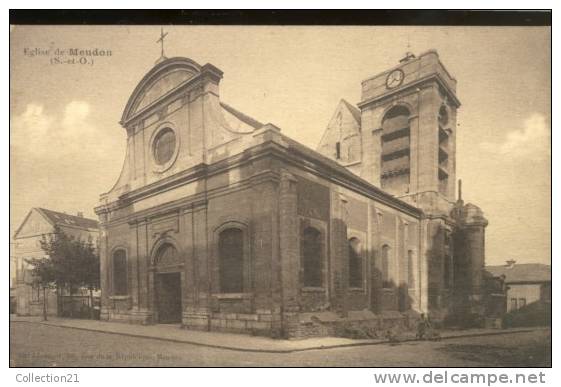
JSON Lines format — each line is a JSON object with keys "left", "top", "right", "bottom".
{"left": 121, "top": 57, "right": 202, "bottom": 124}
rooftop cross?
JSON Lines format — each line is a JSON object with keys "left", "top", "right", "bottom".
{"left": 156, "top": 27, "right": 168, "bottom": 61}
{"left": 399, "top": 35, "right": 416, "bottom": 63}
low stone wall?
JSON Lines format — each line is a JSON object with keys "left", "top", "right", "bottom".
{"left": 104, "top": 306, "right": 417, "bottom": 340}
{"left": 102, "top": 308, "right": 153, "bottom": 325}
{"left": 288, "top": 310, "right": 413, "bottom": 339}
{"left": 184, "top": 309, "right": 282, "bottom": 337}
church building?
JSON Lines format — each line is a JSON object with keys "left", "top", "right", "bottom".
{"left": 95, "top": 49, "right": 489, "bottom": 338}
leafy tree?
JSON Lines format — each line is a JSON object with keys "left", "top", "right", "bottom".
{"left": 39, "top": 226, "right": 77, "bottom": 316}
{"left": 76, "top": 236, "right": 100, "bottom": 319}
{"left": 28, "top": 225, "right": 100, "bottom": 319}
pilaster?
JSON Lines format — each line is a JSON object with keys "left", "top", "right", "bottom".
{"left": 278, "top": 170, "right": 299, "bottom": 338}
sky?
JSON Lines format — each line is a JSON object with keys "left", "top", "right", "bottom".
{"left": 10, "top": 25, "right": 551, "bottom": 265}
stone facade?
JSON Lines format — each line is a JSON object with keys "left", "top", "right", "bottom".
{"left": 95, "top": 51, "right": 488, "bottom": 338}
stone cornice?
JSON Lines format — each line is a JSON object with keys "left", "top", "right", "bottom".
{"left": 361, "top": 50, "right": 456, "bottom": 84}
{"left": 97, "top": 136, "right": 423, "bottom": 226}
{"left": 100, "top": 170, "right": 281, "bottom": 229}
{"left": 120, "top": 163, "right": 208, "bottom": 204}
{"left": 358, "top": 73, "right": 461, "bottom": 110}
{"left": 103, "top": 193, "right": 207, "bottom": 229}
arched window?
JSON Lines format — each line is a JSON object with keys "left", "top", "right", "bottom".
{"left": 301, "top": 227, "right": 323, "bottom": 287}
{"left": 348, "top": 237, "right": 363, "bottom": 288}
{"left": 407, "top": 250, "right": 415, "bottom": 289}
{"left": 112, "top": 249, "right": 128, "bottom": 296}
{"left": 381, "top": 244, "right": 391, "bottom": 288}
{"left": 381, "top": 106, "right": 411, "bottom": 193}
{"left": 219, "top": 228, "right": 244, "bottom": 293}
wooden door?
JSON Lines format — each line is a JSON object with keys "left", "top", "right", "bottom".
{"left": 156, "top": 272, "right": 182, "bottom": 324}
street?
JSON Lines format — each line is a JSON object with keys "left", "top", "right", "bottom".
{"left": 10, "top": 322, "right": 550, "bottom": 367}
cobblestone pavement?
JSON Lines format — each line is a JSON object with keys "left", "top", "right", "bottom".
{"left": 10, "top": 322, "right": 551, "bottom": 367}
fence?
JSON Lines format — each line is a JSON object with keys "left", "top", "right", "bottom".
{"left": 59, "top": 294, "right": 100, "bottom": 320}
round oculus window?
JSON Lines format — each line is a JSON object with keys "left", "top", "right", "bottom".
{"left": 153, "top": 127, "right": 176, "bottom": 166}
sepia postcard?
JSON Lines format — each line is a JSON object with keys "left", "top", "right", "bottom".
{"left": 9, "top": 10, "right": 552, "bottom": 371}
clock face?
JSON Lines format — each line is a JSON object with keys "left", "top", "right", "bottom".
{"left": 386, "top": 69, "right": 404, "bottom": 89}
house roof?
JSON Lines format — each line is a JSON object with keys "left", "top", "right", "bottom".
{"left": 36, "top": 208, "right": 99, "bottom": 230}
{"left": 486, "top": 263, "right": 551, "bottom": 284}
{"left": 341, "top": 99, "right": 362, "bottom": 124}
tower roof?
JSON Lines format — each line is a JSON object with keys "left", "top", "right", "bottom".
{"left": 340, "top": 99, "right": 361, "bottom": 123}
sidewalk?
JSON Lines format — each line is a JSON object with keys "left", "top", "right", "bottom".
{"left": 10, "top": 315, "right": 542, "bottom": 353}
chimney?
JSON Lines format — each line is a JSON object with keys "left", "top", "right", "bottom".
{"left": 77, "top": 212, "right": 84, "bottom": 218}
{"left": 506, "top": 259, "right": 516, "bottom": 268}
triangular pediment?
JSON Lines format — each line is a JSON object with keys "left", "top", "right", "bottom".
{"left": 13, "top": 208, "right": 54, "bottom": 239}
{"left": 317, "top": 99, "right": 362, "bottom": 164}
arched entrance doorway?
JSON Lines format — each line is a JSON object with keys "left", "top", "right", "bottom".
{"left": 153, "top": 242, "right": 183, "bottom": 324}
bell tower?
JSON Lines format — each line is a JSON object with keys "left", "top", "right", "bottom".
{"left": 357, "top": 50, "right": 460, "bottom": 215}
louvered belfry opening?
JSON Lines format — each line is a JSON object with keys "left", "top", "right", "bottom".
{"left": 438, "top": 105, "right": 450, "bottom": 195}
{"left": 380, "top": 106, "right": 411, "bottom": 194}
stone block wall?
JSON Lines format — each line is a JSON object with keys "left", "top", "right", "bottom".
{"left": 284, "top": 312, "right": 411, "bottom": 340}
{"left": 206, "top": 311, "right": 281, "bottom": 336}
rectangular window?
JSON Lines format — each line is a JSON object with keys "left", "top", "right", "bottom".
{"left": 407, "top": 250, "right": 415, "bottom": 289}
{"left": 510, "top": 298, "right": 518, "bottom": 312}
{"left": 381, "top": 245, "right": 391, "bottom": 288}
{"left": 219, "top": 228, "right": 244, "bottom": 293}
{"left": 348, "top": 238, "right": 363, "bottom": 288}
{"left": 335, "top": 142, "right": 341, "bottom": 159}
{"left": 302, "top": 226, "right": 323, "bottom": 287}
{"left": 112, "top": 251, "right": 128, "bottom": 296}
{"left": 31, "top": 284, "right": 40, "bottom": 302}
{"left": 519, "top": 298, "right": 526, "bottom": 308}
